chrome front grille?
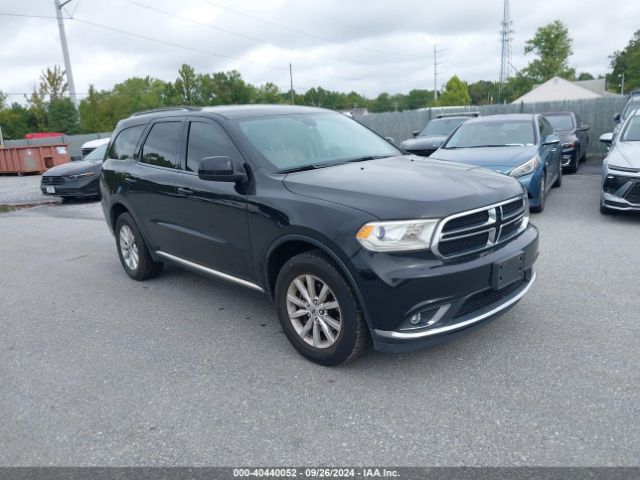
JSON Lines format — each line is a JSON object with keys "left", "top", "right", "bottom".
{"left": 433, "top": 196, "right": 528, "bottom": 259}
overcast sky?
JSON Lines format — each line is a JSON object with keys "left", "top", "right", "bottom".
{"left": 1, "top": 0, "right": 638, "bottom": 103}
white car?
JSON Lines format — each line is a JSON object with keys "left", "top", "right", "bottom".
{"left": 81, "top": 137, "right": 110, "bottom": 157}
{"left": 599, "top": 109, "right": 640, "bottom": 214}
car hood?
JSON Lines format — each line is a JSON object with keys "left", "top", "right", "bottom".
{"left": 608, "top": 142, "right": 640, "bottom": 169}
{"left": 43, "top": 160, "right": 100, "bottom": 176}
{"left": 430, "top": 146, "right": 538, "bottom": 175}
{"left": 283, "top": 155, "right": 524, "bottom": 220}
{"left": 400, "top": 135, "right": 448, "bottom": 150}
{"left": 555, "top": 130, "right": 577, "bottom": 144}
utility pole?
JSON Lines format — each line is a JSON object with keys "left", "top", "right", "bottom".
{"left": 54, "top": 0, "right": 79, "bottom": 109}
{"left": 433, "top": 45, "right": 444, "bottom": 101}
{"left": 289, "top": 62, "right": 295, "bottom": 105}
{"left": 498, "top": 0, "right": 513, "bottom": 104}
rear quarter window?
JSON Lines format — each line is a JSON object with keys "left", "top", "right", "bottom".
{"left": 108, "top": 125, "right": 145, "bottom": 160}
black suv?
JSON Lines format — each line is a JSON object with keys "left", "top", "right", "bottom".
{"left": 101, "top": 105, "right": 539, "bottom": 365}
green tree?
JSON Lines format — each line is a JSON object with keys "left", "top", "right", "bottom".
{"left": 47, "top": 97, "right": 79, "bottom": 134}
{"left": 609, "top": 30, "right": 640, "bottom": 94}
{"left": 174, "top": 64, "right": 199, "bottom": 105}
{"left": 255, "top": 82, "right": 283, "bottom": 104}
{"left": 405, "top": 89, "right": 434, "bottom": 110}
{"left": 438, "top": 76, "right": 471, "bottom": 106}
{"left": 370, "top": 92, "right": 393, "bottom": 112}
{"left": 0, "top": 103, "right": 31, "bottom": 139}
{"left": 522, "top": 20, "right": 575, "bottom": 82}
{"left": 577, "top": 72, "right": 595, "bottom": 81}
{"left": 467, "top": 80, "right": 498, "bottom": 105}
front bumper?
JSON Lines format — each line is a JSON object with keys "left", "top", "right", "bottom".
{"left": 40, "top": 177, "right": 100, "bottom": 198}
{"left": 351, "top": 225, "right": 539, "bottom": 353}
{"left": 600, "top": 166, "right": 640, "bottom": 211}
{"left": 561, "top": 147, "right": 578, "bottom": 167}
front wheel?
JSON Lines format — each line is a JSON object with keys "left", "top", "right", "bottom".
{"left": 274, "top": 251, "right": 369, "bottom": 366}
{"left": 531, "top": 173, "right": 546, "bottom": 213}
{"left": 553, "top": 163, "right": 563, "bottom": 187}
{"left": 115, "top": 212, "right": 163, "bottom": 281}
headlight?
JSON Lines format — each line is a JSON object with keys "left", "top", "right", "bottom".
{"left": 356, "top": 219, "right": 439, "bottom": 252}
{"left": 67, "top": 172, "right": 95, "bottom": 179}
{"left": 509, "top": 156, "right": 539, "bottom": 178}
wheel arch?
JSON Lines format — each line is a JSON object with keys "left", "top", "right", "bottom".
{"left": 264, "top": 235, "right": 372, "bottom": 330}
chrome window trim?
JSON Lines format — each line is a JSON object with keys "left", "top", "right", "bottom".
{"left": 374, "top": 270, "right": 536, "bottom": 340}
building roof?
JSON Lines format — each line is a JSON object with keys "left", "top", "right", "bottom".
{"left": 512, "top": 76, "right": 602, "bottom": 104}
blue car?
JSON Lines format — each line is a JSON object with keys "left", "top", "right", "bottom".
{"left": 430, "top": 114, "right": 563, "bottom": 212}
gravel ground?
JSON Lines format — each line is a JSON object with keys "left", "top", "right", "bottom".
{"left": 1, "top": 163, "right": 639, "bottom": 466}
{"left": 0, "top": 175, "right": 60, "bottom": 207}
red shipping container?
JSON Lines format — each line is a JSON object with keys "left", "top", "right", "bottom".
{"left": 0, "top": 144, "right": 71, "bottom": 174}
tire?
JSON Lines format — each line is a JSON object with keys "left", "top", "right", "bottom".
{"left": 530, "top": 173, "right": 546, "bottom": 213}
{"left": 553, "top": 164, "right": 562, "bottom": 187}
{"left": 274, "top": 250, "right": 369, "bottom": 366}
{"left": 115, "top": 212, "right": 163, "bottom": 281}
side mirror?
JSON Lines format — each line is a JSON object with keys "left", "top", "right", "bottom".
{"left": 412, "top": 130, "right": 420, "bottom": 138}
{"left": 385, "top": 136, "right": 396, "bottom": 145}
{"left": 198, "top": 156, "right": 246, "bottom": 182}
{"left": 578, "top": 124, "right": 590, "bottom": 132}
{"left": 613, "top": 113, "right": 621, "bottom": 123}
{"left": 599, "top": 133, "right": 613, "bottom": 145}
{"left": 543, "top": 134, "right": 560, "bottom": 145}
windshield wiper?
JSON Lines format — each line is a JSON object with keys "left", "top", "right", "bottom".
{"left": 279, "top": 164, "right": 330, "bottom": 174}
{"left": 447, "top": 144, "right": 524, "bottom": 149}
{"left": 340, "top": 155, "right": 391, "bottom": 163}
{"left": 279, "top": 155, "right": 391, "bottom": 174}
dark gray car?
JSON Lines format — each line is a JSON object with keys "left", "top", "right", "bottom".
{"left": 400, "top": 115, "right": 476, "bottom": 157}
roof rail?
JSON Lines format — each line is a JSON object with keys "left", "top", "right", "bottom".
{"left": 436, "top": 112, "right": 480, "bottom": 119}
{"left": 130, "top": 106, "right": 202, "bottom": 117}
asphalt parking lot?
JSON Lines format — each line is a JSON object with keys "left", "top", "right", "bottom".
{"left": 1, "top": 163, "right": 639, "bottom": 466}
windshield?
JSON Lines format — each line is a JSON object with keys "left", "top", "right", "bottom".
{"left": 420, "top": 118, "right": 468, "bottom": 137}
{"left": 236, "top": 112, "right": 399, "bottom": 172}
{"left": 83, "top": 143, "right": 108, "bottom": 162}
{"left": 443, "top": 120, "right": 535, "bottom": 148}
{"left": 622, "top": 99, "right": 640, "bottom": 120}
{"left": 621, "top": 116, "right": 640, "bottom": 141}
{"left": 545, "top": 114, "right": 574, "bottom": 131}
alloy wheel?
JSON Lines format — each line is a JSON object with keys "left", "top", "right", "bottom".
{"left": 286, "top": 274, "right": 342, "bottom": 349}
{"left": 119, "top": 224, "right": 139, "bottom": 271}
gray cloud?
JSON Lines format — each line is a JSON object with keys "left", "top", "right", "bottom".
{"left": 0, "top": 0, "right": 637, "bottom": 103}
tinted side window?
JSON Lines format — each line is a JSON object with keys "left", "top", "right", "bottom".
{"left": 538, "top": 118, "right": 550, "bottom": 139}
{"left": 141, "top": 122, "right": 183, "bottom": 169}
{"left": 186, "top": 121, "right": 240, "bottom": 172}
{"left": 108, "top": 125, "right": 145, "bottom": 160}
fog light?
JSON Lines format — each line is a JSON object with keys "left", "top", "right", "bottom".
{"left": 409, "top": 313, "right": 422, "bottom": 325}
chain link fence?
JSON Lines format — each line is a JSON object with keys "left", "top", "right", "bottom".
{"left": 358, "top": 97, "right": 627, "bottom": 156}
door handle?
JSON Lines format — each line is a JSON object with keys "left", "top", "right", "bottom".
{"left": 177, "top": 187, "right": 195, "bottom": 195}
{"left": 550, "top": 148, "right": 557, "bottom": 152}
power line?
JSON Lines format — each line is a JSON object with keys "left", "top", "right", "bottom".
{"left": 0, "top": 12, "right": 62, "bottom": 19}
{"left": 197, "top": 0, "right": 417, "bottom": 60}
{"left": 125, "top": 0, "right": 378, "bottom": 68}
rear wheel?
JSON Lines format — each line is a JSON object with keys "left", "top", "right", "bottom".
{"left": 275, "top": 250, "right": 368, "bottom": 365}
{"left": 115, "top": 212, "right": 163, "bottom": 280}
